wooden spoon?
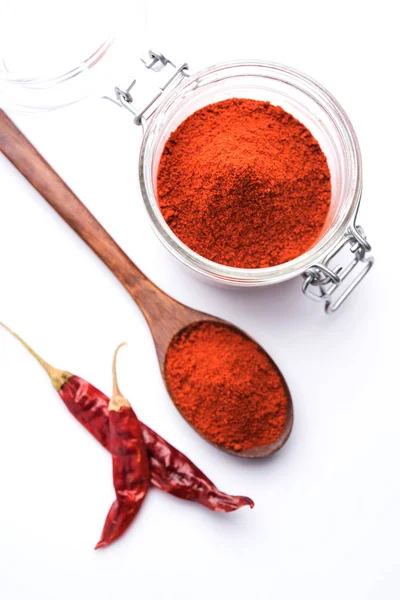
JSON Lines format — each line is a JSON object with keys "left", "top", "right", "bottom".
{"left": 0, "top": 109, "right": 293, "bottom": 458}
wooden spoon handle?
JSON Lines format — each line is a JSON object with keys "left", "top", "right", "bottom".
{"left": 0, "top": 109, "right": 161, "bottom": 316}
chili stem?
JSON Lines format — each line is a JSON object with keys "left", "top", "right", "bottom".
{"left": 0, "top": 321, "right": 72, "bottom": 391}
{"left": 109, "top": 343, "right": 130, "bottom": 412}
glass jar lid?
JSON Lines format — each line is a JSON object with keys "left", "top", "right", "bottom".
{"left": 0, "top": 0, "right": 146, "bottom": 112}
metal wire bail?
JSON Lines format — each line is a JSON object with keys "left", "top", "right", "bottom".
{"left": 302, "top": 225, "right": 374, "bottom": 314}
{"left": 107, "top": 49, "right": 189, "bottom": 127}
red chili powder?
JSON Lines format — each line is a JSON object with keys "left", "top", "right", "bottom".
{"left": 157, "top": 98, "right": 331, "bottom": 269}
{"left": 165, "top": 322, "right": 290, "bottom": 453}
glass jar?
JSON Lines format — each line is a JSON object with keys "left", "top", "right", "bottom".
{"left": 139, "top": 60, "right": 373, "bottom": 312}
{"left": 0, "top": 24, "right": 373, "bottom": 313}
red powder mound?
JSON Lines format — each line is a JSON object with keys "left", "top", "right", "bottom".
{"left": 165, "top": 322, "right": 290, "bottom": 452}
{"left": 157, "top": 98, "right": 331, "bottom": 269}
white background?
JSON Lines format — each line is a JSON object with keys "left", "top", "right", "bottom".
{"left": 1, "top": 1, "right": 399, "bottom": 598}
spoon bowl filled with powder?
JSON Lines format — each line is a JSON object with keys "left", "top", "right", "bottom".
{"left": 164, "top": 321, "right": 293, "bottom": 458}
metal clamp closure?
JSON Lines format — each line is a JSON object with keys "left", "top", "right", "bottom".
{"left": 302, "top": 225, "right": 374, "bottom": 314}
{"left": 113, "top": 49, "right": 189, "bottom": 126}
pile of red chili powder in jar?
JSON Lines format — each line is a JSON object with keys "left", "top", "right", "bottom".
{"left": 157, "top": 98, "right": 331, "bottom": 269}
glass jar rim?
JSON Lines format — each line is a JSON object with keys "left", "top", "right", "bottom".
{"left": 3, "top": 37, "right": 115, "bottom": 88}
{"left": 139, "top": 59, "right": 362, "bottom": 284}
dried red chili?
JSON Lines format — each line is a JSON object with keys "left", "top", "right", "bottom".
{"left": 96, "top": 344, "right": 149, "bottom": 549}
{"left": 0, "top": 322, "right": 253, "bottom": 512}
{"left": 143, "top": 426, "right": 253, "bottom": 511}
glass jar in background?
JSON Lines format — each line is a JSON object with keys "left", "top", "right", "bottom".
{"left": 0, "top": 0, "right": 144, "bottom": 111}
